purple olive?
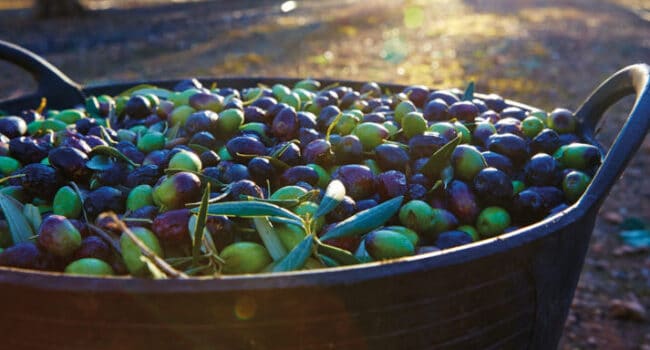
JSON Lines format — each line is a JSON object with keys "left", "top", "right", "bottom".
{"left": 152, "top": 209, "right": 192, "bottom": 245}
{"left": 446, "top": 180, "right": 479, "bottom": 224}
{"left": 271, "top": 106, "right": 299, "bottom": 141}
{"left": 332, "top": 164, "right": 375, "bottom": 200}
{"left": 376, "top": 170, "right": 408, "bottom": 201}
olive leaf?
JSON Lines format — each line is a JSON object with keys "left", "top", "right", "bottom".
{"left": 314, "top": 180, "right": 345, "bottom": 219}
{"left": 140, "top": 256, "right": 168, "bottom": 279}
{"left": 0, "top": 174, "right": 25, "bottom": 186}
{"left": 89, "top": 145, "right": 139, "bottom": 167}
{"left": 316, "top": 240, "right": 361, "bottom": 266}
{"left": 85, "top": 96, "right": 102, "bottom": 118}
{"left": 196, "top": 201, "right": 304, "bottom": 227}
{"left": 253, "top": 217, "right": 289, "bottom": 261}
{"left": 85, "top": 155, "right": 114, "bottom": 171}
{"left": 271, "top": 235, "right": 314, "bottom": 272}
{"left": 0, "top": 193, "right": 35, "bottom": 244}
{"left": 99, "top": 126, "right": 118, "bottom": 145}
{"left": 132, "top": 87, "right": 172, "bottom": 100}
{"left": 191, "top": 183, "right": 210, "bottom": 266}
{"left": 118, "top": 84, "right": 160, "bottom": 97}
{"left": 318, "top": 254, "right": 339, "bottom": 267}
{"left": 320, "top": 196, "right": 404, "bottom": 241}
{"left": 188, "top": 143, "right": 211, "bottom": 154}
{"left": 325, "top": 111, "right": 343, "bottom": 142}
{"left": 22, "top": 203, "right": 42, "bottom": 233}
{"left": 462, "top": 81, "right": 475, "bottom": 101}
{"left": 419, "top": 135, "right": 462, "bottom": 180}
{"left": 239, "top": 195, "right": 300, "bottom": 208}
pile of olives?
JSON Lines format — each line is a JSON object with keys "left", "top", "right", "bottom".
{"left": 0, "top": 77, "right": 601, "bottom": 277}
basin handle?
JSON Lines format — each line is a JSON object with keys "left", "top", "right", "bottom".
{"left": 577, "top": 63, "right": 650, "bottom": 208}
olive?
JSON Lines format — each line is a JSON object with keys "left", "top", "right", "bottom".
{"left": 365, "top": 230, "right": 415, "bottom": 260}
{"left": 376, "top": 170, "right": 408, "bottom": 201}
{"left": 0, "top": 116, "right": 27, "bottom": 138}
{"left": 248, "top": 157, "right": 275, "bottom": 184}
{"left": 65, "top": 258, "right": 114, "bottom": 276}
{"left": 521, "top": 116, "right": 545, "bottom": 139}
{"left": 494, "top": 117, "right": 524, "bottom": 137}
{"left": 472, "top": 121, "right": 497, "bottom": 147}
{"left": 126, "top": 205, "right": 159, "bottom": 227}
{"left": 168, "top": 150, "right": 202, "bottom": 172}
{"left": 428, "top": 90, "right": 460, "bottom": 106}
{"left": 473, "top": 167, "right": 513, "bottom": 206}
{"left": 435, "top": 230, "right": 473, "bottom": 249}
{"left": 220, "top": 163, "right": 251, "bottom": 183}
{"left": 486, "top": 133, "right": 529, "bottom": 164}
{"left": 9, "top": 163, "right": 63, "bottom": 200}
{"left": 355, "top": 198, "right": 378, "bottom": 212}
{"left": 0, "top": 242, "right": 47, "bottom": 269}
{"left": 73, "top": 236, "right": 111, "bottom": 262}
{"left": 126, "top": 185, "right": 154, "bottom": 212}
{"left": 408, "top": 132, "right": 447, "bottom": 158}
{"left": 374, "top": 143, "right": 409, "bottom": 172}
{"left": 185, "top": 110, "right": 219, "bottom": 136}
{"left": 325, "top": 195, "right": 356, "bottom": 222}
{"left": 272, "top": 141, "right": 302, "bottom": 166}
{"left": 451, "top": 144, "right": 487, "bottom": 182}
{"left": 280, "top": 165, "right": 319, "bottom": 187}
{"left": 220, "top": 242, "right": 272, "bottom": 274}
{"left": 125, "top": 164, "right": 160, "bottom": 187}
{"left": 229, "top": 180, "right": 264, "bottom": 200}
{"left": 174, "top": 78, "right": 203, "bottom": 92}
{"left": 152, "top": 208, "right": 191, "bottom": 245}
{"left": 297, "top": 111, "right": 318, "bottom": 129}
{"left": 352, "top": 122, "right": 389, "bottom": 151}
{"left": 428, "top": 122, "right": 458, "bottom": 141}
{"left": 53, "top": 186, "right": 82, "bottom": 219}
{"left": 244, "top": 106, "right": 267, "bottom": 124}
{"left": 406, "top": 183, "right": 428, "bottom": 201}
{"left": 333, "top": 134, "right": 364, "bottom": 164}
{"left": 83, "top": 186, "right": 126, "bottom": 219}
{"left": 0, "top": 155, "right": 21, "bottom": 176}
{"left": 476, "top": 206, "right": 511, "bottom": 238}
{"left": 120, "top": 227, "right": 164, "bottom": 276}
{"left": 398, "top": 200, "right": 435, "bottom": 236}
{"left": 524, "top": 153, "right": 562, "bottom": 186}
{"left": 332, "top": 164, "right": 375, "bottom": 200}
{"left": 530, "top": 128, "right": 562, "bottom": 155}
{"left": 124, "top": 95, "right": 152, "bottom": 119}
{"left": 422, "top": 99, "right": 449, "bottom": 122}
{"left": 226, "top": 136, "right": 267, "bottom": 162}
{"left": 9, "top": 136, "right": 52, "bottom": 164}
{"left": 360, "top": 82, "right": 382, "bottom": 97}
{"left": 562, "top": 170, "right": 592, "bottom": 203}
{"left": 152, "top": 172, "right": 201, "bottom": 210}
{"left": 303, "top": 139, "right": 334, "bottom": 166}
{"left": 448, "top": 101, "right": 479, "bottom": 122}
{"left": 548, "top": 108, "right": 576, "bottom": 134}
{"left": 271, "top": 106, "right": 299, "bottom": 141}
{"left": 204, "top": 215, "right": 234, "bottom": 251}
{"left": 446, "top": 180, "right": 479, "bottom": 224}
{"left": 37, "top": 215, "right": 82, "bottom": 257}
{"left": 553, "top": 143, "right": 601, "bottom": 170}
{"left": 188, "top": 92, "right": 224, "bottom": 112}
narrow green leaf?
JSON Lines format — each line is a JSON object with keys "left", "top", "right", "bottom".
{"left": 317, "top": 240, "right": 361, "bottom": 266}
{"left": 188, "top": 143, "right": 211, "bottom": 154}
{"left": 462, "top": 82, "right": 475, "bottom": 101}
{"left": 99, "top": 126, "right": 117, "bottom": 145}
{"left": 22, "top": 203, "right": 42, "bottom": 233}
{"left": 90, "top": 145, "right": 139, "bottom": 167}
{"left": 0, "top": 193, "right": 35, "bottom": 244}
{"left": 192, "top": 183, "right": 210, "bottom": 265}
{"left": 272, "top": 235, "right": 314, "bottom": 272}
{"left": 239, "top": 195, "right": 300, "bottom": 208}
{"left": 85, "top": 155, "right": 114, "bottom": 171}
{"left": 268, "top": 216, "right": 307, "bottom": 228}
{"left": 314, "top": 180, "right": 345, "bottom": 219}
{"left": 325, "top": 111, "right": 343, "bottom": 142}
{"left": 419, "top": 135, "right": 462, "bottom": 180}
{"left": 319, "top": 254, "right": 340, "bottom": 267}
{"left": 253, "top": 217, "right": 289, "bottom": 261}
{"left": 119, "top": 84, "right": 160, "bottom": 97}
{"left": 320, "top": 196, "right": 404, "bottom": 241}
{"left": 133, "top": 87, "right": 172, "bottom": 100}
{"left": 166, "top": 122, "right": 181, "bottom": 140}
{"left": 198, "top": 201, "right": 305, "bottom": 225}
{"left": 0, "top": 174, "right": 25, "bottom": 186}
{"left": 85, "top": 96, "right": 101, "bottom": 118}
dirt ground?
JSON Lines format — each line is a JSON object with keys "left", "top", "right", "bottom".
{"left": 0, "top": 0, "right": 648, "bottom": 348}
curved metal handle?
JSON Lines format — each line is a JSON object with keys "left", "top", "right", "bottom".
{"left": 0, "top": 40, "right": 85, "bottom": 111}
{"left": 578, "top": 63, "right": 650, "bottom": 208}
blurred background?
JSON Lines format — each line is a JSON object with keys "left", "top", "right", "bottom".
{"left": 0, "top": 0, "right": 648, "bottom": 348}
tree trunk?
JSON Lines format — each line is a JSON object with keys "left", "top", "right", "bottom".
{"left": 34, "top": 0, "right": 86, "bottom": 18}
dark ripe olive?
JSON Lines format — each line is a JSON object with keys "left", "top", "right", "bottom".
{"left": 448, "top": 101, "right": 479, "bottom": 122}
{"left": 115, "top": 141, "right": 145, "bottom": 164}
{"left": 333, "top": 134, "right": 364, "bottom": 164}
{"left": 530, "top": 128, "right": 561, "bottom": 155}
{"left": 409, "top": 173, "right": 434, "bottom": 188}
{"left": 244, "top": 106, "right": 268, "bottom": 124}
{"left": 472, "top": 121, "right": 496, "bottom": 147}
{"left": 152, "top": 208, "right": 191, "bottom": 245}
{"left": 427, "top": 90, "right": 460, "bottom": 106}
{"left": 223, "top": 98, "right": 243, "bottom": 111}
{"left": 125, "top": 205, "right": 159, "bottom": 229}
{"left": 410, "top": 157, "right": 429, "bottom": 174}
{"left": 326, "top": 195, "right": 356, "bottom": 222}
{"left": 373, "top": 105, "right": 392, "bottom": 114}
{"left": 0, "top": 116, "right": 27, "bottom": 138}
{"left": 511, "top": 189, "right": 545, "bottom": 224}
{"left": 9, "top": 136, "right": 52, "bottom": 164}
{"left": 73, "top": 236, "right": 111, "bottom": 262}
{"left": 9, "top": 163, "right": 63, "bottom": 200}
{"left": 481, "top": 93, "right": 506, "bottom": 112}
{"left": 265, "top": 102, "right": 290, "bottom": 121}
{"left": 451, "top": 144, "right": 487, "bottom": 182}
{"left": 331, "top": 86, "right": 352, "bottom": 99}
{"left": 435, "top": 230, "right": 473, "bottom": 249}
{"left": 74, "top": 117, "right": 98, "bottom": 135}
{"left": 317, "top": 105, "right": 342, "bottom": 131}
{"left": 376, "top": 170, "right": 408, "bottom": 201}
{"left": 529, "top": 186, "right": 565, "bottom": 210}
{"left": 95, "top": 162, "right": 131, "bottom": 186}
{"left": 199, "top": 150, "right": 221, "bottom": 167}
{"left": 143, "top": 149, "right": 170, "bottom": 168}
{"left": 274, "top": 142, "right": 302, "bottom": 166}
{"left": 364, "top": 98, "right": 383, "bottom": 113}
{"left": 226, "top": 136, "right": 267, "bottom": 162}
{"left": 215, "top": 87, "right": 237, "bottom": 98}
{"left": 189, "top": 91, "right": 224, "bottom": 112}
{"left": 0, "top": 242, "right": 48, "bottom": 269}
{"left": 60, "top": 133, "right": 93, "bottom": 154}
{"left": 499, "top": 106, "right": 526, "bottom": 121}
{"left": 205, "top": 215, "right": 235, "bottom": 251}
{"left": 294, "top": 181, "right": 314, "bottom": 191}
{"left": 486, "top": 133, "right": 529, "bottom": 164}
{"left": 473, "top": 167, "right": 513, "bottom": 206}
{"left": 362, "top": 112, "right": 386, "bottom": 124}
{"left": 20, "top": 109, "right": 43, "bottom": 124}
{"left": 558, "top": 133, "right": 581, "bottom": 146}
{"left": 189, "top": 131, "right": 218, "bottom": 150}
{"left": 173, "top": 78, "right": 202, "bottom": 92}
{"left": 548, "top": 108, "right": 576, "bottom": 134}
{"left": 471, "top": 99, "right": 489, "bottom": 113}
{"left": 250, "top": 96, "right": 277, "bottom": 110}
{"left": 298, "top": 127, "right": 320, "bottom": 147}
{"left": 314, "top": 91, "right": 338, "bottom": 109}
{"left": 185, "top": 110, "right": 219, "bottom": 135}
{"left": 229, "top": 180, "right": 264, "bottom": 200}
{"left": 297, "top": 111, "right": 317, "bottom": 129}
{"left": 406, "top": 183, "right": 428, "bottom": 201}
{"left": 403, "top": 85, "right": 430, "bottom": 108}
{"left": 408, "top": 132, "right": 448, "bottom": 158}
{"left": 340, "top": 90, "right": 361, "bottom": 109}
{"left": 248, "top": 157, "right": 274, "bottom": 184}
{"left": 332, "top": 164, "right": 376, "bottom": 200}
{"left": 124, "top": 95, "right": 152, "bottom": 119}
{"left": 221, "top": 163, "right": 250, "bottom": 183}
{"left": 83, "top": 135, "right": 108, "bottom": 148}
{"left": 48, "top": 146, "right": 89, "bottom": 180}
{"left": 125, "top": 164, "right": 160, "bottom": 187}
{"left": 494, "top": 117, "right": 524, "bottom": 137}
{"left": 481, "top": 151, "right": 515, "bottom": 176}
{"left": 374, "top": 143, "right": 409, "bottom": 172}
{"left": 446, "top": 180, "right": 480, "bottom": 224}
{"left": 38, "top": 215, "right": 82, "bottom": 257}
{"left": 478, "top": 110, "right": 500, "bottom": 124}
{"left": 271, "top": 106, "right": 299, "bottom": 141}
{"left": 303, "top": 139, "right": 334, "bottom": 166}
{"left": 524, "top": 153, "right": 562, "bottom": 186}
{"left": 68, "top": 219, "right": 91, "bottom": 238}
{"left": 356, "top": 198, "right": 378, "bottom": 212}
{"left": 280, "top": 165, "right": 319, "bottom": 187}
{"left": 422, "top": 99, "right": 449, "bottom": 122}
{"left": 83, "top": 186, "right": 125, "bottom": 219}
{"left": 360, "top": 81, "right": 382, "bottom": 97}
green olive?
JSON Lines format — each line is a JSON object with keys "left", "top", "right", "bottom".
{"left": 0, "top": 156, "right": 21, "bottom": 176}
{"left": 65, "top": 258, "right": 114, "bottom": 276}
{"left": 52, "top": 186, "right": 82, "bottom": 219}
{"left": 220, "top": 242, "right": 272, "bottom": 274}
{"left": 168, "top": 150, "right": 202, "bottom": 172}
{"left": 476, "top": 206, "right": 511, "bottom": 238}
{"left": 365, "top": 230, "right": 415, "bottom": 260}
{"left": 120, "top": 227, "right": 164, "bottom": 276}
{"left": 402, "top": 112, "right": 427, "bottom": 139}
{"left": 217, "top": 108, "right": 245, "bottom": 135}
{"left": 137, "top": 131, "right": 166, "bottom": 153}
{"left": 127, "top": 185, "right": 154, "bottom": 212}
